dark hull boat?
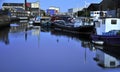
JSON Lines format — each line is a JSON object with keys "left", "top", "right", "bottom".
{"left": 91, "top": 34, "right": 120, "bottom": 46}
{"left": 51, "top": 20, "right": 95, "bottom": 34}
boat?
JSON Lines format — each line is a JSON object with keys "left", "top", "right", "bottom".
{"left": 33, "top": 16, "right": 41, "bottom": 25}
{"left": 50, "top": 15, "right": 74, "bottom": 23}
{"left": 51, "top": 20, "right": 95, "bottom": 34}
{"left": 91, "top": 17, "right": 120, "bottom": 46}
{"left": 91, "top": 30, "right": 120, "bottom": 46}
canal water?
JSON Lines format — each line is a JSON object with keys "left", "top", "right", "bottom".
{"left": 0, "top": 20, "right": 120, "bottom": 72}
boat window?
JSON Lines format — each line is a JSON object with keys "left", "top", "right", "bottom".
{"left": 110, "top": 61, "right": 115, "bottom": 67}
{"left": 111, "top": 20, "right": 117, "bottom": 24}
{"left": 95, "top": 21, "right": 100, "bottom": 27}
{"left": 102, "top": 19, "right": 105, "bottom": 24}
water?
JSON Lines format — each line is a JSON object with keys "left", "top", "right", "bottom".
{"left": 0, "top": 20, "right": 120, "bottom": 72}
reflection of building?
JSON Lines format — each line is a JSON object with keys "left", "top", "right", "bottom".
{"left": 9, "top": 21, "right": 40, "bottom": 42}
{"left": 32, "top": 26, "right": 40, "bottom": 36}
{"left": 81, "top": 41, "right": 92, "bottom": 48}
{"left": 10, "top": 20, "right": 28, "bottom": 33}
{"left": 94, "top": 46, "right": 120, "bottom": 68}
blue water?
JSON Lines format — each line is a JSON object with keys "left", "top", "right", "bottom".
{"left": 0, "top": 22, "right": 120, "bottom": 72}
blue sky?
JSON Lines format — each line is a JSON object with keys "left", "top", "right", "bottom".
{"left": 0, "top": 0, "right": 101, "bottom": 12}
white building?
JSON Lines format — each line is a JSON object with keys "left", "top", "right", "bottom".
{"left": 68, "top": 8, "right": 82, "bottom": 13}
{"left": 2, "top": 3, "right": 25, "bottom": 10}
{"left": 31, "top": 2, "right": 39, "bottom": 8}
{"left": 30, "top": 1, "right": 40, "bottom": 16}
{"left": 68, "top": 8, "right": 82, "bottom": 17}
{"left": 90, "top": 11, "right": 107, "bottom": 20}
{"left": 49, "top": 6, "right": 60, "bottom": 13}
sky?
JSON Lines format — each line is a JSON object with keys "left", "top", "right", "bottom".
{"left": 0, "top": 0, "right": 101, "bottom": 12}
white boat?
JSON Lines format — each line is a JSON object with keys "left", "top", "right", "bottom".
{"left": 33, "top": 16, "right": 41, "bottom": 25}
{"left": 91, "top": 17, "right": 120, "bottom": 46}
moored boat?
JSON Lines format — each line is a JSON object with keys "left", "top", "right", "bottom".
{"left": 51, "top": 20, "right": 95, "bottom": 34}
{"left": 91, "top": 30, "right": 120, "bottom": 46}
{"left": 33, "top": 16, "right": 41, "bottom": 25}
{"left": 91, "top": 17, "right": 120, "bottom": 46}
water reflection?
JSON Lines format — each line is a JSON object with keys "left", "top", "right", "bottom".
{"left": 0, "top": 27, "right": 10, "bottom": 45}
{"left": 10, "top": 20, "right": 28, "bottom": 33}
{"left": 51, "top": 29, "right": 91, "bottom": 41}
{"left": 93, "top": 44, "right": 120, "bottom": 68}
{"left": 41, "top": 27, "right": 51, "bottom": 32}
{"left": 10, "top": 20, "right": 41, "bottom": 42}
{"left": 1, "top": 21, "right": 120, "bottom": 72}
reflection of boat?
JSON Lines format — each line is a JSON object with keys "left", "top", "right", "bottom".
{"left": 41, "top": 27, "right": 51, "bottom": 32}
{"left": 51, "top": 29, "right": 92, "bottom": 41}
{"left": 51, "top": 20, "right": 95, "bottom": 34}
{"left": 0, "top": 27, "right": 10, "bottom": 45}
{"left": 93, "top": 45, "right": 120, "bottom": 68}
{"left": 51, "top": 29, "right": 93, "bottom": 50}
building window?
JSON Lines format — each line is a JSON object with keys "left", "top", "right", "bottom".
{"left": 111, "top": 20, "right": 117, "bottom": 24}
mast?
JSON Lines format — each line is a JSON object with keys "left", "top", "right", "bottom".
{"left": 25, "top": 0, "right": 27, "bottom": 10}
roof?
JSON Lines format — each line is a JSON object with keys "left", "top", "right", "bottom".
{"left": 87, "top": 3, "right": 100, "bottom": 11}
{"left": 26, "top": 3, "right": 31, "bottom": 7}
{"left": 100, "top": 0, "right": 120, "bottom": 10}
{"left": 2, "top": 3, "right": 24, "bottom": 6}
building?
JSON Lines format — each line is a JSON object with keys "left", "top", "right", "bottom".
{"left": 87, "top": 3, "right": 100, "bottom": 11}
{"left": 49, "top": 6, "right": 60, "bottom": 13}
{"left": 100, "top": 0, "right": 120, "bottom": 17}
{"left": 2, "top": 3, "right": 29, "bottom": 19}
{"left": 2, "top": 3, "right": 25, "bottom": 10}
{"left": 68, "top": 8, "right": 83, "bottom": 13}
{"left": 30, "top": 1, "right": 40, "bottom": 16}
{"left": 68, "top": 8, "right": 82, "bottom": 17}
{"left": 10, "top": 8, "right": 29, "bottom": 19}
{"left": 46, "top": 6, "right": 60, "bottom": 16}
{"left": 2, "top": 1, "right": 41, "bottom": 17}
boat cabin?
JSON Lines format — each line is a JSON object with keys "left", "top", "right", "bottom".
{"left": 94, "top": 18, "right": 120, "bottom": 35}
